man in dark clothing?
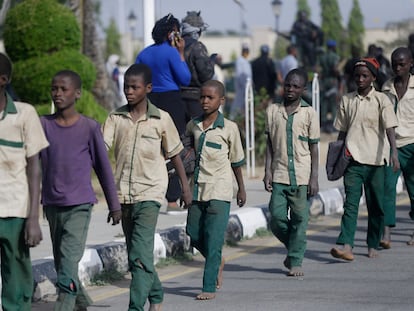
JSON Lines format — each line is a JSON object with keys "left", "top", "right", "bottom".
{"left": 290, "top": 10, "right": 323, "bottom": 70}
{"left": 251, "top": 44, "right": 277, "bottom": 99}
{"left": 181, "top": 11, "right": 214, "bottom": 121}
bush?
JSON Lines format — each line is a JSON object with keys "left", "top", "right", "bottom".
{"left": 12, "top": 50, "right": 97, "bottom": 105}
{"left": 3, "top": 0, "right": 80, "bottom": 62}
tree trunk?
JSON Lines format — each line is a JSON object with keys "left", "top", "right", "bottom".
{"left": 67, "top": 0, "right": 120, "bottom": 111}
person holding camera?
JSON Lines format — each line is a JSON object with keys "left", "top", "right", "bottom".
{"left": 136, "top": 13, "right": 191, "bottom": 212}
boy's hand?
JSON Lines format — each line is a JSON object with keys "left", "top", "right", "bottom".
{"left": 180, "top": 185, "right": 192, "bottom": 209}
{"left": 25, "top": 217, "right": 43, "bottom": 248}
{"left": 390, "top": 152, "right": 400, "bottom": 172}
{"left": 263, "top": 171, "right": 273, "bottom": 192}
{"left": 308, "top": 175, "right": 319, "bottom": 197}
{"left": 237, "top": 189, "right": 246, "bottom": 207}
{"left": 107, "top": 210, "right": 122, "bottom": 225}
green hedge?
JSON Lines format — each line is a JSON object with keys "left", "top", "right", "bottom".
{"left": 12, "top": 49, "right": 96, "bottom": 105}
{"left": 3, "top": 0, "right": 80, "bottom": 62}
{"left": 35, "top": 89, "right": 109, "bottom": 124}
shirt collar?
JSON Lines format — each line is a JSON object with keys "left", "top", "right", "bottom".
{"left": 1, "top": 92, "right": 17, "bottom": 120}
{"left": 193, "top": 111, "right": 225, "bottom": 129}
{"left": 112, "top": 99, "right": 161, "bottom": 119}
{"left": 356, "top": 86, "right": 376, "bottom": 100}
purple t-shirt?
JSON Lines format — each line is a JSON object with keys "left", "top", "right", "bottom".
{"left": 40, "top": 115, "right": 120, "bottom": 211}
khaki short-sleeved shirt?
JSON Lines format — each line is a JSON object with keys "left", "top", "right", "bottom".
{"left": 102, "top": 101, "right": 183, "bottom": 205}
{"left": 186, "top": 113, "right": 245, "bottom": 202}
{"left": 382, "top": 75, "right": 414, "bottom": 148}
{"left": 265, "top": 100, "right": 320, "bottom": 186}
{"left": 0, "top": 96, "right": 49, "bottom": 218}
{"left": 334, "top": 88, "right": 398, "bottom": 165}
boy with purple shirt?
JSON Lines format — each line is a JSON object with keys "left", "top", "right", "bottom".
{"left": 40, "top": 70, "right": 122, "bottom": 310}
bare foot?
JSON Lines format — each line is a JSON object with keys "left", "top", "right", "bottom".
{"left": 407, "top": 232, "right": 414, "bottom": 245}
{"left": 380, "top": 240, "right": 391, "bottom": 249}
{"left": 283, "top": 257, "right": 291, "bottom": 269}
{"left": 287, "top": 266, "right": 304, "bottom": 277}
{"left": 330, "top": 246, "right": 354, "bottom": 261}
{"left": 216, "top": 257, "right": 225, "bottom": 289}
{"left": 196, "top": 292, "right": 216, "bottom": 300}
{"left": 368, "top": 248, "right": 378, "bottom": 258}
{"left": 149, "top": 303, "right": 162, "bottom": 311}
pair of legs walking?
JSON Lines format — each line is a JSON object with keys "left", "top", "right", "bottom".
{"left": 268, "top": 183, "right": 309, "bottom": 277}
{"left": 331, "top": 162, "right": 385, "bottom": 261}
{"left": 186, "top": 200, "right": 229, "bottom": 300}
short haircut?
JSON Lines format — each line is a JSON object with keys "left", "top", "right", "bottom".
{"left": 152, "top": 13, "right": 180, "bottom": 44}
{"left": 202, "top": 80, "right": 225, "bottom": 97}
{"left": 391, "top": 46, "right": 413, "bottom": 60}
{"left": 0, "top": 53, "right": 12, "bottom": 80}
{"left": 124, "top": 63, "right": 152, "bottom": 85}
{"left": 53, "top": 70, "right": 82, "bottom": 89}
{"left": 285, "top": 68, "right": 308, "bottom": 86}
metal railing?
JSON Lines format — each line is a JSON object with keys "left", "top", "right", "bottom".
{"left": 244, "top": 78, "right": 255, "bottom": 178}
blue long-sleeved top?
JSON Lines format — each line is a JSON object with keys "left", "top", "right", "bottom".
{"left": 136, "top": 41, "right": 191, "bottom": 92}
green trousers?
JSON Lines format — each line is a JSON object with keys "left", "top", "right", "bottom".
{"left": 384, "top": 143, "right": 414, "bottom": 224}
{"left": 268, "top": 184, "right": 309, "bottom": 268}
{"left": 337, "top": 162, "right": 385, "bottom": 248}
{"left": 122, "top": 201, "right": 163, "bottom": 311}
{"left": 383, "top": 165, "right": 400, "bottom": 227}
{"left": 186, "top": 200, "right": 230, "bottom": 293}
{"left": 0, "top": 218, "right": 33, "bottom": 311}
{"left": 44, "top": 204, "right": 93, "bottom": 311}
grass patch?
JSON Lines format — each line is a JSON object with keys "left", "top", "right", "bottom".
{"left": 155, "top": 252, "right": 193, "bottom": 268}
{"left": 90, "top": 269, "right": 125, "bottom": 286}
{"left": 253, "top": 227, "right": 272, "bottom": 238}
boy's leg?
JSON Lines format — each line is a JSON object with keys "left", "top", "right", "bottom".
{"left": 200, "top": 200, "right": 230, "bottom": 294}
{"left": 383, "top": 165, "right": 400, "bottom": 227}
{"left": 122, "top": 201, "right": 163, "bottom": 311}
{"left": 364, "top": 165, "right": 385, "bottom": 257}
{"left": 398, "top": 144, "right": 414, "bottom": 219}
{"left": 0, "top": 218, "right": 33, "bottom": 311}
{"left": 336, "top": 162, "right": 364, "bottom": 247}
{"left": 285, "top": 185, "right": 310, "bottom": 269}
{"left": 186, "top": 201, "right": 206, "bottom": 255}
{"left": 268, "top": 183, "right": 289, "bottom": 247}
{"left": 45, "top": 204, "right": 93, "bottom": 311}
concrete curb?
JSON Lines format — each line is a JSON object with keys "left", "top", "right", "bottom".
{"left": 25, "top": 176, "right": 405, "bottom": 301}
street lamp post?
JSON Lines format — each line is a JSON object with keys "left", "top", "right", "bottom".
{"left": 127, "top": 10, "right": 137, "bottom": 38}
{"left": 271, "top": 0, "right": 282, "bottom": 34}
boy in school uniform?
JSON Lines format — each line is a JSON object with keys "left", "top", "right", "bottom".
{"left": 0, "top": 52, "right": 49, "bottom": 309}
{"left": 263, "top": 68, "right": 320, "bottom": 277}
{"left": 102, "top": 63, "right": 192, "bottom": 311}
{"left": 330, "top": 58, "right": 399, "bottom": 261}
{"left": 40, "top": 70, "right": 122, "bottom": 310}
{"left": 186, "top": 80, "right": 246, "bottom": 300}
{"left": 382, "top": 47, "right": 414, "bottom": 247}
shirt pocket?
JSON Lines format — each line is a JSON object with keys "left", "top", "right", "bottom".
{"left": 140, "top": 133, "right": 161, "bottom": 159}
{"left": 204, "top": 140, "right": 222, "bottom": 162}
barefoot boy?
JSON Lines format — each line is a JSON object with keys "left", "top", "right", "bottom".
{"left": 186, "top": 80, "right": 246, "bottom": 300}
{"left": 40, "top": 70, "right": 122, "bottom": 310}
{"left": 263, "top": 69, "right": 319, "bottom": 277}
{"left": 102, "top": 63, "right": 192, "bottom": 311}
{"left": 382, "top": 47, "right": 414, "bottom": 247}
{"left": 330, "top": 58, "right": 399, "bottom": 261}
{"left": 0, "top": 53, "right": 49, "bottom": 309}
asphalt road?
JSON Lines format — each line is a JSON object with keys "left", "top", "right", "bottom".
{"left": 32, "top": 194, "right": 414, "bottom": 311}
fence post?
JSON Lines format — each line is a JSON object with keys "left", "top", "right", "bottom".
{"left": 244, "top": 78, "right": 255, "bottom": 178}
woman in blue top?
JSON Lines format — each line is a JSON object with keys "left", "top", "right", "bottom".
{"left": 136, "top": 13, "right": 191, "bottom": 210}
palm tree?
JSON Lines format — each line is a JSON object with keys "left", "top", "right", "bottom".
{"left": 67, "top": 0, "right": 120, "bottom": 110}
